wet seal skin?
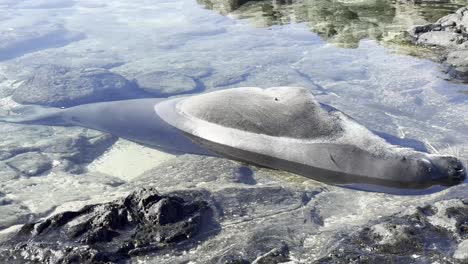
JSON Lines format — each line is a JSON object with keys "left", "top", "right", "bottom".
{"left": 155, "top": 87, "right": 466, "bottom": 192}
{"left": 0, "top": 86, "right": 465, "bottom": 193}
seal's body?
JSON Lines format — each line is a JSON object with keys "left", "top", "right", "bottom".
{"left": 155, "top": 87, "right": 465, "bottom": 188}
{"left": 1, "top": 87, "right": 465, "bottom": 189}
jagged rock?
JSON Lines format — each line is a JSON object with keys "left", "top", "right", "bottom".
{"left": 410, "top": 7, "right": 468, "bottom": 49}
{"left": 0, "top": 188, "right": 212, "bottom": 263}
{"left": 314, "top": 199, "right": 468, "bottom": 263}
{"left": 11, "top": 65, "right": 139, "bottom": 107}
{"left": 409, "top": 6, "right": 468, "bottom": 82}
{"left": 5, "top": 152, "right": 52, "bottom": 176}
{"left": 135, "top": 71, "right": 198, "bottom": 96}
{"left": 446, "top": 49, "right": 468, "bottom": 80}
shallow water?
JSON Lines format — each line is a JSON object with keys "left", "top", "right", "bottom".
{"left": 1, "top": 2, "right": 468, "bottom": 263}
{"left": 0, "top": 0, "right": 468, "bottom": 234}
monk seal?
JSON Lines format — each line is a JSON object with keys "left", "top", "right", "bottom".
{"left": 0, "top": 86, "right": 465, "bottom": 191}
{"left": 154, "top": 86, "right": 466, "bottom": 189}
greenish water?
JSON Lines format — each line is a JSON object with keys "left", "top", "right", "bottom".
{"left": 199, "top": 0, "right": 468, "bottom": 48}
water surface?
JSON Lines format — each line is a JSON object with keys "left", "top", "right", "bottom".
{"left": 1, "top": 0, "right": 468, "bottom": 173}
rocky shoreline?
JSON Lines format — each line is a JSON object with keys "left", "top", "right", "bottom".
{"left": 409, "top": 6, "right": 468, "bottom": 82}
{"left": 1, "top": 178, "right": 467, "bottom": 263}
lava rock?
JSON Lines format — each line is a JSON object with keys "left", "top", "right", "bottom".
{"left": 12, "top": 65, "right": 139, "bottom": 107}
{"left": 0, "top": 188, "right": 211, "bottom": 263}
{"left": 446, "top": 49, "right": 468, "bottom": 80}
{"left": 409, "top": 7, "right": 468, "bottom": 49}
{"left": 135, "top": 71, "right": 198, "bottom": 96}
{"left": 315, "top": 199, "right": 468, "bottom": 263}
{"left": 408, "top": 6, "right": 468, "bottom": 82}
{"left": 5, "top": 152, "right": 52, "bottom": 176}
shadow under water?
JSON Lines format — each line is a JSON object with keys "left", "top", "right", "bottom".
{"left": 198, "top": 0, "right": 468, "bottom": 48}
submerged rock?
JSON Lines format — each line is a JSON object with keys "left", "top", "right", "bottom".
{"left": 5, "top": 152, "right": 52, "bottom": 176}
{"left": 11, "top": 65, "right": 139, "bottom": 107}
{"left": 0, "top": 23, "right": 83, "bottom": 61}
{"left": 0, "top": 162, "right": 19, "bottom": 180}
{"left": 0, "top": 188, "right": 211, "bottom": 263}
{"left": 0, "top": 123, "right": 117, "bottom": 176}
{"left": 135, "top": 71, "right": 198, "bottom": 96}
{"left": 409, "top": 6, "right": 468, "bottom": 82}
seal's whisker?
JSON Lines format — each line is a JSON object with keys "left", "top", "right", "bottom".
{"left": 424, "top": 140, "right": 440, "bottom": 154}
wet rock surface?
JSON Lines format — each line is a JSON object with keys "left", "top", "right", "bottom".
{"left": 410, "top": 7, "right": 468, "bottom": 49}
{"left": 315, "top": 199, "right": 468, "bottom": 263}
{"left": 11, "top": 65, "right": 140, "bottom": 107}
{"left": 0, "top": 188, "right": 212, "bottom": 263}
{"left": 409, "top": 6, "right": 468, "bottom": 82}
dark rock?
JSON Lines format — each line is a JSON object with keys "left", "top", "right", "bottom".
{"left": 0, "top": 187, "right": 212, "bottom": 263}
{"left": 446, "top": 206, "right": 468, "bottom": 238}
{"left": 314, "top": 199, "right": 468, "bottom": 263}
{"left": 409, "top": 6, "right": 468, "bottom": 49}
{"left": 408, "top": 6, "right": 468, "bottom": 82}
{"left": 0, "top": 23, "right": 84, "bottom": 61}
{"left": 446, "top": 49, "right": 468, "bottom": 80}
{"left": 135, "top": 71, "right": 198, "bottom": 96}
{"left": 12, "top": 65, "right": 139, "bottom": 107}
{"left": 5, "top": 152, "right": 52, "bottom": 176}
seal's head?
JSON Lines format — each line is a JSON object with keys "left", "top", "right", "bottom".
{"left": 413, "top": 154, "right": 467, "bottom": 186}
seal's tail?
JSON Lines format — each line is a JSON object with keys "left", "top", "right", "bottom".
{"left": 0, "top": 105, "right": 68, "bottom": 126}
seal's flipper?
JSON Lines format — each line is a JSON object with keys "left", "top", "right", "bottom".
{"left": 1, "top": 98, "right": 214, "bottom": 156}
{"left": 0, "top": 105, "right": 68, "bottom": 126}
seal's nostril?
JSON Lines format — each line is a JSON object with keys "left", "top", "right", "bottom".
{"left": 450, "top": 169, "right": 466, "bottom": 183}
